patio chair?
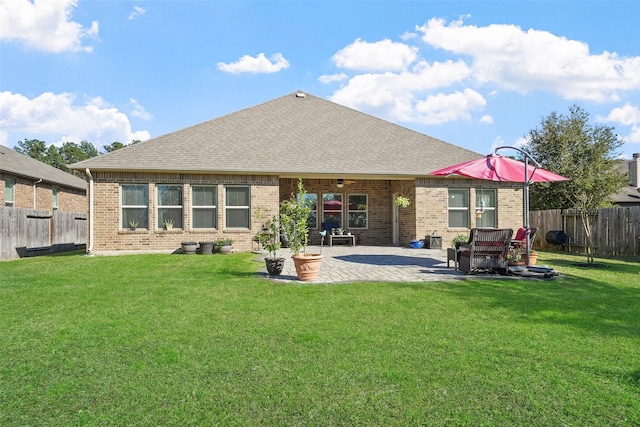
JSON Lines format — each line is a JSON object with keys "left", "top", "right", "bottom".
{"left": 511, "top": 227, "right": 538, "bottom": 249}
{"left": 458, "top": 228, "right": 513, "bottom": 274}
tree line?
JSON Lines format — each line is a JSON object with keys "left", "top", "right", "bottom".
{"left": 13, "top": 139, "right": 138, "bottom": 179}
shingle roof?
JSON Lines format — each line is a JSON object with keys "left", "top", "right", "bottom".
{"left": 0, "top": 145, "right": 87, "bottom": 190}
{"left": 70, "top": 91, "right": 483, "bottom": 177}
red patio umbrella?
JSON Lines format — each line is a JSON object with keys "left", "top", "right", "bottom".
{"left": 429, "top": 147, "right": 569, "bottom": 265}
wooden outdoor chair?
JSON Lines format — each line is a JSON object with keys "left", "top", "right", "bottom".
{"left": 458, "top": 228, "right": 513, "bottom": 274}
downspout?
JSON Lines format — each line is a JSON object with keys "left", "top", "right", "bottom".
{"left": 85, "top": 168, "right": 94, "bottom": 254}
{"left": 33, "top": 178, "right": 42, "bottom": 208}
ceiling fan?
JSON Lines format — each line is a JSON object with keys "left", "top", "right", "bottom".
{"left": 336, "top": 179, "right": 356, "bottom": 188}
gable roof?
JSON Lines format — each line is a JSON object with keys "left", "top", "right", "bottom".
{"left": 0, "top": 145, "right": 87, "bottom": 191}
{"left": 70, "top": 91, "right": 483, "bottom": 178}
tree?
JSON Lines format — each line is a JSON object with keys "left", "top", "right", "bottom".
{"left": 14, "top": 139, "right": 48, "bottom": 162}
{"left": 524, "top": 106, "right": 627, "bottom": 210}
{"left": 523, "top": 105, "right": 628, "bottom": 264}
{"left": 103, "top": 141, "right": 126, "bottom": 153}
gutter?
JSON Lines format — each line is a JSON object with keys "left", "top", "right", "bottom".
{"left": 33, "top": 178, "right": 42, "bottom": 208}
{"left": 85, "top": 168, "right": 94, "bottom": 254}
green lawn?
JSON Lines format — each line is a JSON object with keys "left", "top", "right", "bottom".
{"left": 1, "top": 251, "right": 639, "bottom": 426}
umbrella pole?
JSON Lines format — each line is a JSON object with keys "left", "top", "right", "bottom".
{"left": 495, "top": 146, "right": 541, "bottom": 267}
{"left": 524, "top": 159, "right": 531, "bottom": 266}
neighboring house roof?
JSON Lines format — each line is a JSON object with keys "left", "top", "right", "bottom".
{"left": 70, "top": 91, "right": 483, "bottom": 178}
{"left": 0, "top": 145, "right": 87, "bottom": 191}
{"left": 612, "top": 156, "right": 640, "bottom": 205}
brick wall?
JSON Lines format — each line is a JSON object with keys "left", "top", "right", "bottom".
{"left": 1, "top": 174, "right": 86, "bottom": 212}
{"left": 87, "top": 173, "right": 526, "bottom": 253}
{"left": 416, "top": 178, "right": 524, "bottom": 248}
{"left": 90, "top": 172, "right": 279, "bottom": 252}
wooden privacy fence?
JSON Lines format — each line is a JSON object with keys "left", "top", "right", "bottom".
{"left": 0, "top": 207, "right": 87, "bottom": 261}
{"left": 530, "top": 206, "right": 640, "bottom": 256}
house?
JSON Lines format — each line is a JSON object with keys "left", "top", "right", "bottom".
{"left": 612, "top": 153, "right": 640, "bottom": 206}
{"left": 70, "top": 91, "right": 525, "bottom": 254}
{"left": 1, "top": 144, "right": 88, "bottom": 260}
{"left": 1, "top": 144, "right": 87, "bottom": 211}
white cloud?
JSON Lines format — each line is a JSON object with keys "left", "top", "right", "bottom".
{"left": 0, "top": 0, "right": 99, "bottom": 53}
{"left": 598, "top": 103, "right": 640, "bottom": 126}
{"left": 413, "top": 89, "right": 486, "bottom": 125}
{"left": 128, "top": 6, "right": 146, "bottom": 20}
{"left": 598, "top": 103, "right": 640, "bottom": 144}
{"left": 329, "top": 59, "right": 472, "bottom": 123}
{"left": 129, "top": 98, "right": 152, "bottom": 121}
{"left": 416, "top": 17, "right": 640, "bottom": 102}
{"left": 216, "top": 53, "right": 289, "bottom": 74}
{"left": 0, "top": 91, "right": 150, "bottom": 148}
{"left": 332, "top": 38, "right": 419, "bottom": 72}
{"left": 318, "top": 73, "right": 348, "bottom": 84}
{"left": 480, "top": 115, "right": 494, "bottom": 124}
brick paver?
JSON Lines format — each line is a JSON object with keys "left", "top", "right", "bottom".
{"left": 256, "top": 245, "right": 465, "bottom": 283}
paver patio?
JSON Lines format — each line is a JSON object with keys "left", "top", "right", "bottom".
{"left": 256, "top": 245, "right": 466, "bottom": 283}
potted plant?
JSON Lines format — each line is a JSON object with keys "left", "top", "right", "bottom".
{"left": 451, "top": 234, "right": 469, "bottom": 249}
{"left": 163, "top": 218, "right": 174, "bottom": 230}
{"left": 128, "top": 220, "right": 138, "bottom": 231}
{"left": 181, "top": 241, "right": 197, "bottom": 254}
{"left": 507, "top": 245, "right": 525, "bottom": 266}
{"left": 394, "top": 195, "right": 410, "bottom": 208}
{"left": 280, "top": 178, "right": 322, "bottom": 281}
{"left": 215, "top": 238, "right": 233, "bottom": 255}
{"left": 255, "top": 214, "right": 285, "bottom": 275}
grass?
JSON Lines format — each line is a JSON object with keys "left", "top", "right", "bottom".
{"left": 1, "top": 251, "right": 639, "bottom": 426}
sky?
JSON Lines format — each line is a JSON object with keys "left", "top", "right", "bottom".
{"left": 1, "top": 0, "right": 640, "bottom": 160}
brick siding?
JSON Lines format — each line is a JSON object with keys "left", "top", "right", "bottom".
{"left": 1, "top": 174, "right": 87, "bottom": 213}
{"left": 87, "top": 173, "right": 524, "bottom": 253}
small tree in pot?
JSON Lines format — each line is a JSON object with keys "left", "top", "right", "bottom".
{"left": 280, "top": 178, "right": 322, "bottom": 281}
{"left": 255, "top": 214, "right": 285, "bottom": 275}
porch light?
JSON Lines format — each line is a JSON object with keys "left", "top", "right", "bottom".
{"left": 336, "top": 179, "right": 344, "bottom": 188}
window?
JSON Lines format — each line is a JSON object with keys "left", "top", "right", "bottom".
{"left": 475, "top": 189, "right": 496, "bottom": 228}
{"left": 322, "top": 193, "right": 342, "bottom": 229}
{"left": 448, "top": 188, "right": 469, "bottom": 228}
{"left": 157, "top": 185, "right": 183, "bottom": 229}
{"left": 225, "top": 186, "right": 250, "bottom": 228}
{"left": 348, "top": 194, "right": 367, "bottom": 229}
{"left": 122, "top": 184, "right": 148, "bottom": 229}
{"left": 299, "top": 192, "right": 317, "bottom": 229}
{"left": 52, "top": 188, "right": 59, "bottom": 209}
{"left": 5, "top": 178, "right": 15, "bottom": 206}
{"left": 192, "top": 185, "right": 217, "bottom": 229}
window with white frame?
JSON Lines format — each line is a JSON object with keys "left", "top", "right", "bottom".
{"left": 448, "top": 188, "right": 469, "bottom": 228}
{"left": 192, "top": 185, "right": 217, "bottom": 229}
{"left": 157, "top": 185, "right": 183, "bottom": 229}
{"left": 475, "top": 189, "right": 496, "bottom": 228}
{"left": 52, "top": 188, "right": 59, "bottom": 210}
{"left": 322, "top": 193, "right": 342, "bottom": 229}
{"left": 348, "top": 194, "right": 367, "bottom": 229}
{"left": 121, "top": 184, "right": 148, "bottom": 229}
{"left": 5, "top": 178, "right": 15, "bottom": 206}
{"left": 225, "top": 186, "right": 250, "bottom": 228}
{"left": 299, "top": 192, "right": 317, "bottom": 229}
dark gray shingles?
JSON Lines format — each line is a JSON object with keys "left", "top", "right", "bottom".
{"left": 0, "top": 145, "right": 87, "bottom": 190}
{"left": 71, "top": 91, "right": 483, "bottom": 176}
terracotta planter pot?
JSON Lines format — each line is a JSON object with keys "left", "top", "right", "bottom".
{"left": 528, "top": 253, "right": 538, "bottom": 266}
{"left": 292, "top": 254, "right": 323, "bottom": 281}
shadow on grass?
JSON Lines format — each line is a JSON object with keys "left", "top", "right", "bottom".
{"left": 419, "top": 268, "right": 640, "bottom": 339}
